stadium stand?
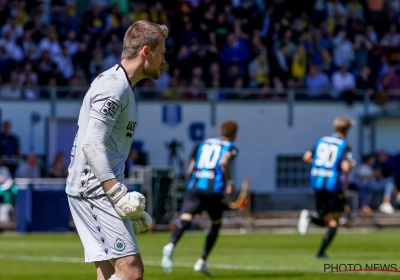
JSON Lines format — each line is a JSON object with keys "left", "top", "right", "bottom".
{"left": 0, "top": 0, "right": 399, "bottom": 101}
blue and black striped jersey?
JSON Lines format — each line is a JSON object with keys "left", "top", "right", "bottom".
{"left": 188, "top": 137, "right": 238, "bottom": 194}
{"left": 309, "top": 134, "right": 353, "bottom": 191}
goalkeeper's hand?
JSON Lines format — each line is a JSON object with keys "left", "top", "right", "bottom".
{"left": 131, "top": 211, "right": 153, "bottom": 234}
{"left": 106, "top": 182, "right": 146, "bottom": 219}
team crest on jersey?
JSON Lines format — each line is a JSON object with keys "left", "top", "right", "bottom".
{"left": 101, "top": 99, "right": 119, "bottom": 118}
{"left": 114, "top": 238, "right": 126, "bottom": 251}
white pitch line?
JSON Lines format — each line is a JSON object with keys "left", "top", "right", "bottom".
{"left": 0, "top": 255, "right": 397, "bottom": 276}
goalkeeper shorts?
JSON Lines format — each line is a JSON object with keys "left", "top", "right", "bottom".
{"left": 68, "top": 195, "right": 140, "bottom": 262}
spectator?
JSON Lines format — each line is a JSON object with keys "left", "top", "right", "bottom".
{"left": 102, "top": 43, "right": 121, "bottom": 71}
{"left": 173, "top": 45, "right": 192, "bottom": 81}
{"left": 305, "top": 65, "right": 331, "bottom": 99}
{"left": 206, "top": 62, "right": 222, "bottom": 87}
{"left": 332, "top": 30, "right": 355, "bottom": 69}
{"left": 0, "top": 157, "right": 17, "bottom": 222}
{"left": 128, "top": 2, "right": 149, "bottom": 23}
{"left": 379, "top": 64, "right": 400, "bottom": 94}
{"left": 38, "top": 28, "right": 62, "bottom": 60}
{"left": 356, "top": 66, "right": 376, "bottom": 98}
{"left": 1, "top": 16, "right": 23, "bottom": 42}
{"left": 54, "top": 46, "right": 74, "bottom": 80}
{"left": 196, "top": 3, "right": 216, "bottom": 45}
{"left": 327, "top": 0, "right": 347, "bottom": 18}
{"left": 331, "top": 65, "right": 356, "bottom": 100}
{"left": 208, "top": 78, "right": 227, "bottom": 100}
{"left": 248, "top": 53, "right": 269, "bottom": 88}
{"left": 0, "top": 74, "right": 21, "bottom": 99}
{"left": 17, "top": 30, "right": 38, "bottom": 60}
{"left": 49, "top": 151, "right": 68, "bottom": 178}
{"left": 63, "top": 30, "right": 79, "bottom": 57}
{"left": 179, "top": 21, "right": 199, "bottom": 46}
{"left": 271, "top": 43, "right": 290, "bottom": 87}
{"left": 18, "top": 62, "right": 38, "bottom": 87}
{"left": 0, "top": 30, "right": 23, "bottom": 62}
{"left": 15, "top": 154, "right": 41, "bottom": 178}
{"left": 220, "top": 33, "right": 250, "bottom": 77}
{"left": 183, "top": 77, "right": 206, "bottom": 100}
{"left": 355, "top": 153, "right": 396, "bottom": 214}
{"left": 347, "top": 0, "right": 365, "bottom": 22}
{"left": 149, "top": 2, "right": 168, "bottom": 25}
{"left": 380, "top": 24, "right": 400, "bottom": 47}
{"left": 275, "top": 29, "right": 296, "bottom": 58}
{"left": 353, "top": 33, "right": 373, "bottom": 75}
{"left": 366, "top": 0, "right": 386, "bottom": 36}
{"left": 291, "top": 44, "right": 308, "bottom": 84}
{"left": 89, "top": 47, "right": 104, "bottom": 79}
{"left": 0, "top": 121, "right": 20, "bottom": 177}
{"left": 212, "top": 12, "right": 233, "bottom": 49}
{"left": 365, "top": 24, "right": 378, "bottom": 45}
{"left": 23, "top": 78, "right": 38, "bottom": 100}
{"left": 152, "top": 63, "right": 171, "bottom": 91}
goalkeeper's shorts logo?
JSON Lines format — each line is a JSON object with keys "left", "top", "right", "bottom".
{"left": 114, "top": 238, "right": 126, "bottom": 251}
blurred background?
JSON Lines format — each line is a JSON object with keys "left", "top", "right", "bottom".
{"left": 0, "top": 0, "right": 399, "bottom": 233}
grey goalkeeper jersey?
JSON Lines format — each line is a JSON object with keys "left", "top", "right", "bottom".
{"left": 66, "top": 64, "right": 138, "bottom": 197}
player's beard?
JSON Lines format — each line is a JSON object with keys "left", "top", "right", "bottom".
{"left": 143, "top": 65, "right": 161, "bottom": 80}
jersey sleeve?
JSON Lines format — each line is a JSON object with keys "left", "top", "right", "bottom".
{"left": 341, "top": 143, "right": 354, "bottom": 162}
{"left": 89, "top": 79, "right": 128, "bottom": 127}
{"left": 229, "top": 145, "right": 239, "bottom": 158}
{"left": 82, "top": 79, "right": 129, "bottom": 183}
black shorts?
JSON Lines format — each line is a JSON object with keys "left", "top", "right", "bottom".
{"left": 315, "top": 189, "right": 344, "bottom": 216}
{"left": 181, "top": 188, "right": 225, "bottom": 221}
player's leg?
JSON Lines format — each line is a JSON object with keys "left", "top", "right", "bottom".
{"left": 162, "top": 189, "right": 202, "bottom": 273}
{"left": 68, "top": 195, "right": 142, "bottom": 279}
{"left": 109, "top": 254, "right": 144, "bottom": 280}
{"left": 316, "top": 191, "right": 340, "bottom": 258}
{"left": 95, "top": 261, "right": 114, "bottom": 280}
{"left": 316, "top": 212, "right": 338, "bottom": 258}
{"left": 169, "top": 213, "right": 194, "bottom": 245}
{"left": 298, "top": 190, "right": 326, "bottom": 235}
{"left": 194, "top": 195, "right": 224, "bottom": 275}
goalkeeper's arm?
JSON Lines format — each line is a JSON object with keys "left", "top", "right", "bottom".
{"left": 82, "top": 117, "right": 145, "bottom": 218}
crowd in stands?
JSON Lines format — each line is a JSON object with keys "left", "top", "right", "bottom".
{"left": 0, "top": 0, "right": 399, "bottom": 100}
{"left": 349, "top": 150, "right": 400, "bottom": 214}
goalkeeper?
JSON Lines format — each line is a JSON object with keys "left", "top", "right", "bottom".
{"left": 66, "top": 20, "right": 168, "bottom": 280}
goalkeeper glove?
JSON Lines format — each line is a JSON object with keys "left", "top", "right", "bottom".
{"left": 131, "top": 211, "right": 153, "bottom": 234}
{"left": 106, "top": 182, "right": 146, "bottom": 219}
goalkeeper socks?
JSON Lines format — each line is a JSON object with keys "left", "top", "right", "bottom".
{"left": 170, "top": 219, "right": 192, "bottom": 245}
{"left": 310, "top": 216, "right": 326, "bottom": 227}
{"left": 109, "top": 275, "right": 121, "bottom": 280}
{"left": 318, "top": 226, "right": 337, "bottom": 255}
{"left": 201, "top": 223, "right": 221, "bottom": 260}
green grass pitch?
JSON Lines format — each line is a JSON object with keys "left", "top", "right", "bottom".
{"left": 0, "top": 229, "right": 399, "bottom": 279}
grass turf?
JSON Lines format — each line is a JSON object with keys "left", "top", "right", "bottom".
{"left": 0, "top": 229, "right": 399, "bottom": 279}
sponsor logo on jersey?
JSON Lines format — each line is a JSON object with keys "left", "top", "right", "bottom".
{"left": 126, "top": 121, "right": 136, "bottom": 131}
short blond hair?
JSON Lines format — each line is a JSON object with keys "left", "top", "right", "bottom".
{"left": 121, "top": 20, "right": 169, "bottom": 60}
{"left": 333, "top": 116, "right": 355, "bottom": 134}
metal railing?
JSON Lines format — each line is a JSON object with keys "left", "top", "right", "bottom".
{"left": 1, "top": 84, "right": 400, "bottom": 130}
